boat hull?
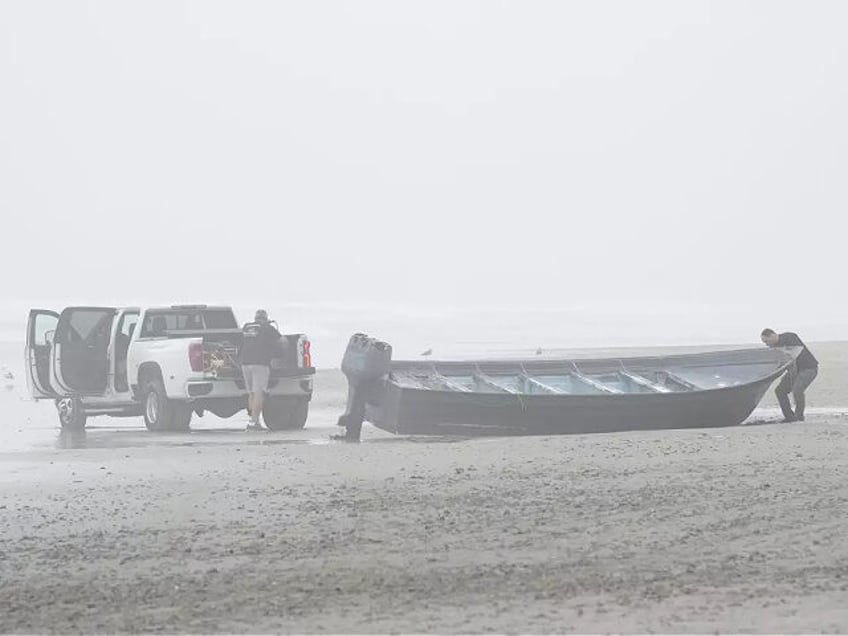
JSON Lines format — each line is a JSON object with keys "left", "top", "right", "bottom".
{"left": 367, "top": 374, "right": 777, "bottom": 436}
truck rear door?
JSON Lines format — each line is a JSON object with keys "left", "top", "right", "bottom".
{"left": 25, "top": 309, "right": 61, "bottom": 399}
{"left": 51, "top": 307, "right": 117, "bottom": 396}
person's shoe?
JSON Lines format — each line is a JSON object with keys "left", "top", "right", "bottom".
{"left": 780, "top": 416, "right": 797, "bottom": 423}
{"left": 246, "top": 422, "right": 265, "bottom": 431}
{"left": 795, "top": 415, "right": 805, "bottom": 422}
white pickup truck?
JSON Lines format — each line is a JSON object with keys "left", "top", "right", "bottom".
{"left": 25, "top": 305, "right": 314, "bottom": 432}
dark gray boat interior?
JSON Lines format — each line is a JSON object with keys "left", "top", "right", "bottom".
{"left": 390, "top": 347, "right": 799, "bottom": 396}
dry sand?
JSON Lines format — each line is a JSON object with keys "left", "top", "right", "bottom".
{"left": 1, "top": 343, "right": 848, "bottom": 633}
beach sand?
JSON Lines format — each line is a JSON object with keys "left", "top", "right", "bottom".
{"left": 1, "top": 343, "right": 847, "bottom": 633}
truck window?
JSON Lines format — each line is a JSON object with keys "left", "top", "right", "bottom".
{"left": 139, "top": 309, "right": 237, "bottom": 338}
{"left": 33, "top": 313, "right": 58, "bottom": 346}
{"left": 68, "top": 310, "right": 112, "bottom": 344}
{"left": 118, "top": 312, "right": 139, "bottom": 339}
{"left": 204, "top": 310, "right": 239, "bottom": 329}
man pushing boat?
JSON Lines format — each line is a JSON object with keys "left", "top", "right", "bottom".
{"left": 761, "top": 328, "right": 819, "bottom": 422}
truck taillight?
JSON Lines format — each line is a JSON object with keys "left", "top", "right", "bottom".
{"left": 189, "top": 342, "right": 204, "bottom": 372}
{"left": 302, "top": 339, "right": 312, "bottom": 368}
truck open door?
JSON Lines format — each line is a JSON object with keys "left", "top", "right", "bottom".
{"left": 51, "top": 307, "right": 117, "bottom": 396}
{"left": 25, "top": 309, "right": 61, "bottom": 399}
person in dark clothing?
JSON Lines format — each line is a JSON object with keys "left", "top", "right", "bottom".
{"left": 240, "top": 309, "right": 282, "bottom": 431}
{"left": 761, "top": 328, "right": 819, "bottom": 422}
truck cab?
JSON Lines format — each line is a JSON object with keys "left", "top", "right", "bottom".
{"left": 26, "top": 305, "right": 314, "bottom": 432}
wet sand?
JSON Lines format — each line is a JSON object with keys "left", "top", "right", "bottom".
{"left": 1, "top": 343, "right": 848, "bottom": 633}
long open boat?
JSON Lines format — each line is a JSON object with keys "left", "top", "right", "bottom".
{"left": 348, "top": 342, "right": 800, "bottom": 436}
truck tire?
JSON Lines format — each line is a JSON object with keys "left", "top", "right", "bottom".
{"left": 143, "top": 378, "right": 192, "bottom": 432}
{"left": 56, "top": 397, "right": 87, "bottom": 432}
{"left": 263, "top": 397, "right": 309, "bottom": 431}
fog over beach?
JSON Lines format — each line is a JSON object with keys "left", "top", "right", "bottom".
{"left": 1, "top": 298, "right": 846, "bottom": 363}
{"left": 2, "top": 1, "right": 847, "bottom": 325}
{"left": 2, "top": 0, "right": 848, "bottom": 633}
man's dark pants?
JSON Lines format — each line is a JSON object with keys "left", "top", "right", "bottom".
{"left": 775, "top": 366, "right": 818, "bottom": 421}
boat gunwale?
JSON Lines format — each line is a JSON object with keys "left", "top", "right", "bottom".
{"left": 385, "top": 347, "right": 800, "bottom": 400}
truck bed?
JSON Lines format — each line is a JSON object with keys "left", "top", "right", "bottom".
{"left": 192, "top": 331, "right": 310, "bottom": 379}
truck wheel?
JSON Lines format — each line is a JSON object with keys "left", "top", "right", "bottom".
{"left": 56, "top": 397, "right": 86, "bottom": 431}
{"left": 143, "top": 378, "right": 192, "bottom": 432}
{"left": 263, "top": 397, "right": 309, "bottom": 431}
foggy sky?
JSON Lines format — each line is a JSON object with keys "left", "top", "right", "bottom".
{"left": 1, "top": 1, "right": 846, "bottom": 343}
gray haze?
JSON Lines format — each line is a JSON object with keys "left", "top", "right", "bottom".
{"left": 1, "top": 1, "right": 846, "bottom": 354}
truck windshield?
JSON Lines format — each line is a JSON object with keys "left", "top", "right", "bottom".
{"left": 140, "top": 309, "right": 238, "bottom": 338}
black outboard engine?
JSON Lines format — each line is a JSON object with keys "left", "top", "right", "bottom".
{"left": 336, "top": 333, "right": 392, "bottom": 441}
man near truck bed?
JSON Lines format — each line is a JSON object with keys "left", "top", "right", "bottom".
{"left": 240, "top": 309, "right": 282, "bottom": 431}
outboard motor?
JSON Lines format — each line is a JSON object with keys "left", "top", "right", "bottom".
{"left": 336, "top": 333, "right": 392, "bottom": 441}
